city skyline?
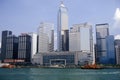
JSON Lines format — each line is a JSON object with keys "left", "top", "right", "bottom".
{"left": 0, "top": 0, "right": 120, "bottom": 47}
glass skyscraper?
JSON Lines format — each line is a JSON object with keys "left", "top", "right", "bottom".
{"left": 96, "top": 23, "right": 115, "bottom": 64}
{"left": 57, "top": 2, "right": 69, "bottom": 51}
{"left": 1, "top": 30, "right": 12, "bottom": 62}
{"left": 106, "top": 35, "right": 116, "bottom": 64}
{"left": 18, "top": 34, "right": 31, "bottom": 62}
{"left": 6, "top": 35, "right": 18, "bottom": 60}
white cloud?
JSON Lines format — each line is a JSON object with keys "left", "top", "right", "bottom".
{"left": 115, "top": 35, "right": 120, "bottom": 40}
{"left": 113, "top": 8, "right": 120, "bottom": 29}
{"left": 114, "top": 8, "right": 120, "bottom": 20}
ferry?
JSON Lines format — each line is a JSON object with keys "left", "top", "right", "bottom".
{"left": 0, "top": 63, "right": 15, "bottom": 68}
{"left": 81, "top": 64, "right": 103, "bottom": 69}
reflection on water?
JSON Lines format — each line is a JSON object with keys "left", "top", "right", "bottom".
{"left": 0, "top": 68, "right": 120, "bottom": 80}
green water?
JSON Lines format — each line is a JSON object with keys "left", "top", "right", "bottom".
{"left": 0, "top": 68, "right": 120, "bottom": 80}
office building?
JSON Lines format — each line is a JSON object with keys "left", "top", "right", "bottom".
{"left": 18, "top": 33, "right": 31, "bottom": 63}
{"left": 0, "top": 42, "right": 1, "bottom": 62}
{"left": 96, "top": 23, "right": 109, "bottom": 64}
{"left": 1, "top": 30, "right": 12, "bottom": 62}
{"left": 115, "top": 39, "right": 120, "bottom": 64}
{"left": 38, "top": 22, "right": 54, "bottom": 52}
{"left": 28, "top": 33, "right": 37, "bottom": 62}
{"left": 0, "top": 48, "right": 1, "bottom": 62}
{"left": 69, "top": 23, "right": 93, "bottom": 52}
{"left": 4, "top": 35, "right": 18, "bottom": 63}
{"left": 32, "top": 51, "right": 92, "bottom": 66}
{"left": 106, "top": 35, "right": 116, "bottom": 64}
{"left": 69, "top": 23, "right": 94, "bottom": 64}
{"left": 57, "top": 2, "right": 69, "bottom": 51}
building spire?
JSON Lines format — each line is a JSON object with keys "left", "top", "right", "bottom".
{"left": 61, "top": 1, "right": 63, "bottom": 4}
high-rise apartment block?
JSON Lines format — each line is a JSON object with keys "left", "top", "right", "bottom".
{"left": 1, "top": 30, "right": 12, "bottom": 62}
{"left": 38, "top": 22, "right": 54, "bottom": 52}
{"left": 57, "top": 2, "right": 69, "bottom": 51}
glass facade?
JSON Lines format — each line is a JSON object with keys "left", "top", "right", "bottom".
{"left": 106, "top": 35, "right": 116, "bottom": 64}
{"left": 1, "top": 30, "right": 12, "bottom": 62}
{"left": 96, "top": 23, "right": 109, "bottom": 64}
{"left": 6, "top": 35, "right": 18, "bottom": 59}
{"left": 18, "top": 34, "right": 31, "bottom": 62}
{"left": 57, "top": 2, "right": 69, "bottom": 51}
{"left": 43, "top": 55, "right": 74, "bottom": 66}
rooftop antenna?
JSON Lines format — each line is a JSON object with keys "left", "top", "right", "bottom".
{"left": 61, "top": 0, "right": 63, "bottom": 4}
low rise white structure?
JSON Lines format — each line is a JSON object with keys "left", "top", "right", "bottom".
{"left": 32, "top": 51, "right": 93, "bottom": 66}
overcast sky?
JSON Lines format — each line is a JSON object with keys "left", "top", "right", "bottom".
{"left": 0, "top": 0, "right": 120, "bottom": 47}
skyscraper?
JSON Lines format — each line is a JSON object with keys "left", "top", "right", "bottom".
{"left": 5, "top": 35, "right": 18, "bottom": 60}
{"left": 1, "top": 30, "right": 12, "bottom": 62}
{"left": 96, "top": 23, "right": 109, "bottom": 64}
{"left": 115, "top": 40, "right": 120, "bottom": 65}
{"left": 69, "top": 23, "right": 94, "bottom": 64}
{"left": 57, "top": 2, "right": 69, "bottom": 51}
{"left": 18, "top": 33, "right": 31, "bottom": 63}
{"left": 38, "top": 22, "right": 54, "bottom": 52}
{"left": 106, "top": 35, "right": 116, "bottom": 64}
{"left": 28, "top": 33, "right": 37, "bottom": 62}
{"left": 69, "top": 23, "right": 93, "bottom": 52}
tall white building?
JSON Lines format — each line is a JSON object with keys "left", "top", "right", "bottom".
{"left": 57, "top": 2, "right": 69, "bottom": 51}
{"left": 38, "top": 22, "right": 54, "bottom": 52}
{"left": 69, "top": 23, "right": 94, "bottom": 64}
{"left": 28, "top": 33, "right": 37, "bottom": 60}
{"left": 69, "top": 23, "right": 93, "bottom": 52}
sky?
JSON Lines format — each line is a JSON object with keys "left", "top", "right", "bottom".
{"left": 0, "top": 0, "right": 120, "bottom": 48}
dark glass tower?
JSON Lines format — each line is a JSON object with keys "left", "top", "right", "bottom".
{"left": 6, "top": 35, "right": 18, "bottom": 60}
{"left": 18, "top": 34, "right": 31, "bottom": 63}
{"left": 96, "top": 23, "right": 109, "bottom": 64}
{"left": 62, "top": 30, "right": 69, "bottom": 51}
{"left": 106, "top": 35, "right": 116, "bottom": 64}
{"left": 1, "top": 30, "right": 12, "bottom": 62}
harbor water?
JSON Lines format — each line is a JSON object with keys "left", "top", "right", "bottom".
{"left": 0, "top": 68, "right": 120, "bottom": 80}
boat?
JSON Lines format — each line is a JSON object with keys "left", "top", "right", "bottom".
{"left": 0, "top": 63, "right": 15, "bottom": 68}
{"left": 49, "top": 64, "right": 65, "bottom": 68}
{"left": 81, "top": 64, "right": 103, "bottom": 69}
